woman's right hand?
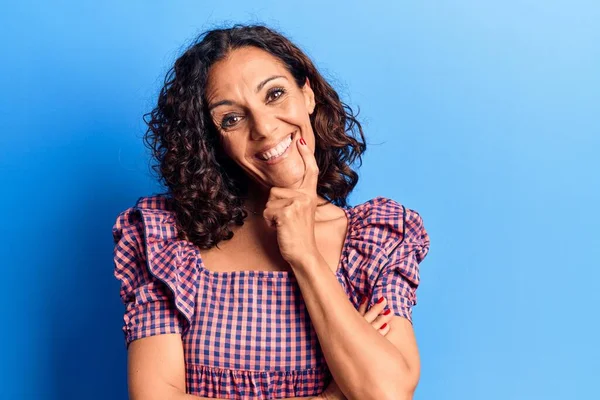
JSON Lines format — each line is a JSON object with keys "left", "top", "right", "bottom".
{"left": 316, "top": 296, "right": 393, "bottom": 400}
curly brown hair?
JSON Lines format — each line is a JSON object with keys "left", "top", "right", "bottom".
{"left": 142, "top": 23, "right": 367, "bottom": 250}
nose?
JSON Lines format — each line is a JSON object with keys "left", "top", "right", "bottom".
{"left": 249, "top": 108, "right": 278, "bottom": 140}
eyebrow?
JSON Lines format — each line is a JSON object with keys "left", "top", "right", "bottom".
{"left": 207, "top": 75, "right": 287, "bottom": 111}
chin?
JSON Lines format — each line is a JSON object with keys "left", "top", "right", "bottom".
{"left": 258, "top": 173, "right": 302, "bottom": 190}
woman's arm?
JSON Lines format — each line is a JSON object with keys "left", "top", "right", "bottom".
{"left": 262, "top": 141, "right": 420, "bottom": 400}
{"left": 289, "top": 254, "right": 420, "bottom": 400}
{"left": 127, "top": 334, "right": 316, "bottom": 400}
{"left": 127, "top": 334, "right": 189, "bottom": 400}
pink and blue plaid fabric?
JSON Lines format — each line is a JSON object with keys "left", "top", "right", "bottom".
{"left": 112, "top": 195, "right": 430, "bottom": 399}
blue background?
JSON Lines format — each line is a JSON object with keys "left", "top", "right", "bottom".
{"left": 1, "top": 1, "right": 598, "bottom": 399}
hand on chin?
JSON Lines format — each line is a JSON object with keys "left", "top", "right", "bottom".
{"left": 262, "top": 138, "right": 321, "bottom": 267}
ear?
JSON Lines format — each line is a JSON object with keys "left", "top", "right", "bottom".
{"left": 302, "top": 77, "right": 315, "bottom": 115}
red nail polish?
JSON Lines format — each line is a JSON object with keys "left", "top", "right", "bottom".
{"left": 299, "top": 138, "right": 306, "bottom": 145}
{"left": 380, "top": 323, "right": 388, "bottom": 330}
{"left": 383, "top": 309, "right": 391, "bottom": 315}
{"left": 361, "top": 297, "right": 367, "bottom": 304}
{"left": 376, "top": 297, "right": 385, "bottom": 304}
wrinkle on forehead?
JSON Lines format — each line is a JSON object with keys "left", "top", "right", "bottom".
{"left": 205, "top": 47, "right": 290, "bottom": 106}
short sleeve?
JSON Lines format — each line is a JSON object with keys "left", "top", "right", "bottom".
{"left": 368, "top": 201, "right": 430, "bottom": 324}
{"left": 112, "top": 207, "right": 185, "bottom": 347}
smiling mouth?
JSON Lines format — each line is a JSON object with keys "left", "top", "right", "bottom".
{"left": 255, "top": 132, "right": 295, "bottom": 161}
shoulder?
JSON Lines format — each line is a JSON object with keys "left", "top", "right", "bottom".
{"left": 347, "top": 196, "right": 429, "bottom": 257}
{"left": 134, "top": 194, "right": 175, "bottom": 212}
{"left": 112, "top": 194, "right": 178, "bottom": 244}
{"left": 111, "top": 194, "right": 198, "bottom": 324}
{"left": 338, "top": 196, "right": 430, "bottom": 308}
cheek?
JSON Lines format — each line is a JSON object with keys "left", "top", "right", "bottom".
{"left": 286, "top": 97, "right": 306, "bottom": 118}
{"left": 280, "top": 98, "right": 311, "bottom": 128}
{"left": 218, "top": 136, "right": 234, "bottom": 157}
{"left": 220, "top": 136, "right": 249, "bottom": 161}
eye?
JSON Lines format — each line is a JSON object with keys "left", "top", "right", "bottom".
{"left": 220, "top": 114, "right": 242, "bottom": 129}
{"left": 266, "top": 87, "right": 286, "bottom": 103}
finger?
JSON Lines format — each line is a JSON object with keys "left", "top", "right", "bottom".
{"left": 378, "top": 322, "right": 391, "bottom": 336}
{"left": 296, "top": 136, "right": 319, "bottom": 192}
{"left": 371, "top": 309, "right": 393, "bottom": 330}
{"left": 264, "top": 198, "right": 294, "bottom": 211}
{"left": 363, "top": 297, "right": 387, "bottom": 323}
{"left": 262, "top": 198, "right": 294, "bottom": 228}
{"left": 268, "top": 186, "right": 299, "bottom": 201}
{"left": 358, "top": 297, "right": 367, "bottom": 316}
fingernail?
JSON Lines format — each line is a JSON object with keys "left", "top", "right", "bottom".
{"left": 299, "top": 138, "right": 306, "bottom": 145}
{"left": 376, "top": 297, "right": 385, "bottom": 304}
{"left": 380, "top": 323, "right": 388, "bottom": 330}
{"left": 383, "top": 309, "right": 391, "bottom": 315}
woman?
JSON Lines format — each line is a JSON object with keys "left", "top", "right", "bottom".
{"left": 112, "top": 24, "right": 430, "bottom": 400}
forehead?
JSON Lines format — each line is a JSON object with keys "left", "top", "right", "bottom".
{"left": 206, "top": 47, "right": 290, "bottom": 99}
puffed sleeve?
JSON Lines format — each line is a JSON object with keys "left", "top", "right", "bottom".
{"left": 368, "top": 200, "right": 430, "bottom": 324}
{"left": 112, "top": 206, "right": 186, "bottom": 348}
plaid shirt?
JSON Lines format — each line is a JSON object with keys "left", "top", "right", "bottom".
{"left": 112, "top": 195, "right": 430, "bottom": 399}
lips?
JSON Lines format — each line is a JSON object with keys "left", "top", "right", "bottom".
{"left": 255, "top": 132, "right": 294, "bottom": 160}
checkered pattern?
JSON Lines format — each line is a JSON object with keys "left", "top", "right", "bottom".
{"left": 112, "top": 195, "right": 430, "bottom": 398}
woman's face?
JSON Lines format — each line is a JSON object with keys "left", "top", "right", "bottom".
{"left": 205, "top": 46, "right": 316, "bottom": 191}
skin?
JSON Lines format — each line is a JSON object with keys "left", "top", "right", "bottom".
{"left": 256, "top": 134, "right": 419, "bottom": 400}
{"left": 126, "top": 46, "right": 420, "bottom": 400}
{"left": 204, "top": 46, "right": 328, "bottom": 219}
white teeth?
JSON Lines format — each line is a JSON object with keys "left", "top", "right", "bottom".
{"left": 258, "top": 135, "right": 292, "bottom": 160}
